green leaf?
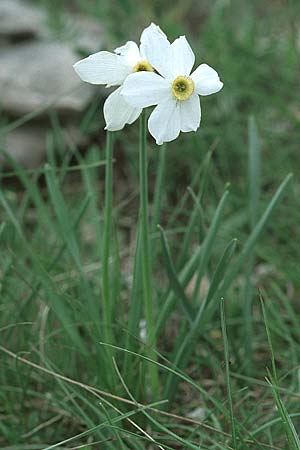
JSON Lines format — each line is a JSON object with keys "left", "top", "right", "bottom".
{"left": 158, "top": 224, "right": 194, "bottom": 324}
{"left": 164, "top": 238, "right": 237, "bottom": 399}
{"left": 45, "top": 164, "right": 83, "bottom": 272}
{"left": 223, "top": 173, "right": 293, "bottom": 292}
{"left": 248, "top": 115, "right": 261, "bottom": 228}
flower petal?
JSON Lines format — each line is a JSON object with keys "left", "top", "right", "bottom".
{"left": 73, "top": 51, "right": 131, "bottom": 86}
{"left": 191, "top": 64, "right": 223, "bottom": 96}
{"left": 122, "top": 72, "right": 171, "bottom": 108}
{"left": 114, "top": 41, "right": 141, "bottom": 67}
{"left": 104, "top": 87, "right": 142, "bottom": 131}
{"left": 148, "top": 98, "right": 181, "bottom": 145}
{"left": 180, "top": 94, "right": 201, "bottom": 132}
{"left": 171, "top": 36, "right": 195, "bottom": 77}
{"left": 140, "top": 23, "right": 173, "bottom": 78}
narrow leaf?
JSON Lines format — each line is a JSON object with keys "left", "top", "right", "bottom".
{"left": 159, "top": 224, "right": 194, "bottom": 324}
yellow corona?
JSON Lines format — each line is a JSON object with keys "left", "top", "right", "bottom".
{"left": 133, "top": 60, "right": 154, "bottom": 73}
{"left": 172, "top": 76, "right": 195, "bottom": 101}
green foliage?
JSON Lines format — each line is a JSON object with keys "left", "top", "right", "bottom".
{"left": 1, "top": 0, "right": 300, "bottom": 448}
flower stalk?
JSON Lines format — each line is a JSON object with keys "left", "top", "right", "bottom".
{"left": 102, "top": 130, "right": 114, "bottom": 344}
{"left": 139, "top": 112, "right": 159, "bottom": 394}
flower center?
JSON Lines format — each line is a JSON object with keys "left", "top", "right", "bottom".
{"left": 133, "top": 60, "right": 154, "bottom": 72}
{"left": 172, "top": 76, "right": 194, "bottom": 101}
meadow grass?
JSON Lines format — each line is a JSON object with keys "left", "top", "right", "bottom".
{"left": 1, "top": 0, "right": 300, "bottom": 448}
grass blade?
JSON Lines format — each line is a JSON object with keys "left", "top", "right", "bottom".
{"left": 164, "top": 238, "right": 237, "bottom": 399}
{"left": 220, "top": 298, "right": 237, "bottom": 448}
{"left": 244, "top": 115, "right": 261, "bottom": 373}
{"left": 261, "top": 294, "right": 300, "bottom": 449}
{"left": 223, "top": 173, "right": 293, "bottom": 292}
{"left": 248, "top": 115, "right": 261, "bottom": 228}
{"left": 45, "top": 164, "right": 83, "bottom": 272}
{"left": 158, "top": 224, "right": 194, "bottom": 325}
{"left": 191, "top": 189, "right": 229, "bottom": 304}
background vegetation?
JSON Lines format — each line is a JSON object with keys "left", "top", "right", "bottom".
{"left": 1, "top": 0, "right": 300, "bottom": 449}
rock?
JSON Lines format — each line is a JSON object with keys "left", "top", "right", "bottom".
{"left": 64, "top": 14, "right": 105, "bottom": 54}
{"left": 0, "top": 0, "right": 46, "bottom": 40}
{"left": 0, "top": 41, "right": 96, "bottom": 117}
{"left": 0, "top": 123, "right": 85, "bottom": 169}
{"left": 74, "top": 17, "right": 104, "bottom": 53}
{"left": 0, "top": 0, "right": 105, "bottom": 54}
{"left": 0, "top": 1, "right": 105, "bottom": 169}
{"left": 187, "top": 407, "right": 206, "bottom": 421}
{"left": 0, "top": 125, "right": 47, "bottom": 169}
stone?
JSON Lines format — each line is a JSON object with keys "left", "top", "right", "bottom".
{"left": 0, "top": 1, "right": 105, "bottom": 169}
{"left": 64, "top": 14, "right": 105, "bottom": 54}
{"left": 0, "top": 0, "right": 105, "bottom": 53}
{"left": 0, "top": 125, "right": 47, "bottom": 169}
{"left": 187, "top": 407, "right": 206, "bottom": 420}
{"left": 0, "top": 41, "right": 96, "bottom": 117}
{"left": 0, "top": 123, "right": 85, "bottom": 169}
{"left": 0, "top": 0, "right": 46, "bottom": 39}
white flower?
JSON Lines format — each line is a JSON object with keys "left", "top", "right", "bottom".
{"left": 121, "top": 34, "right": 223, "bottom": 145}
{"left": 73, "top": 23, "right": 169, "bottom": 132}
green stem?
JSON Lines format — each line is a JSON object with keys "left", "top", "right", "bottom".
{"left": 139, "top": 112, "right": 159, "bottom": 396}
{"left": 151, "top": 144, "right": 166, "bottom": 232}
{"left": 102, "top": 130, "right": 114, "bottom": 344}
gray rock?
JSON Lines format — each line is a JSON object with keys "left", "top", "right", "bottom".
{"left": 0, "top": 1, "right": 105, "bottom": 169}
{"left": 0, "top": 41, "right": 96, "bottom": 116}
{"left": 0, "top": 0, "right": 105, "bottom": 54}
{"left": 0, "top": 125, "right": 47, "bottom": 169}
{"left": 0, "top": 0, "right": 46, "bottom": 39}
{"left": 66, "top": 14, "right": 105, "bottom": 53}
{"left": 0, "top": 123, "right": 85, "bottom": 169}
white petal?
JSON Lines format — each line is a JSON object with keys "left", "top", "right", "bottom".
{"left": 171, "top": 36, "right": 195, "bottom": 77}
{"left": 104, "top": 87, "right": 142, "bottom": 131}
{"left": 73, "top": 51, "right": 131, "bottom": 86}
{"left": 140, "top": 23, "right": 173, "bottom": 79}
{"left": 122, "top": 72, "right": 171, "bottom": 108}
{"left": 180, "top": 94, "right": 201, "bottom": 132}
{"left": 126, "top": 105, "right": 143, "bottom": 125}
{"left": 191, "top": 64, "right": 223, "bottom": 96}
{"left": 114, "top": 41, "right": 141, "bottom": 67}
{"left": 148, "top": 98, "right": 181, "bottom": 145}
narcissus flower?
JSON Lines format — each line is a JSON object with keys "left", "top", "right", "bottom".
{"left": 73, "top": 23, "right": 168, "bottom": 131}
{"left": 122, "top": 34, "right": 223, "bottom": 145}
